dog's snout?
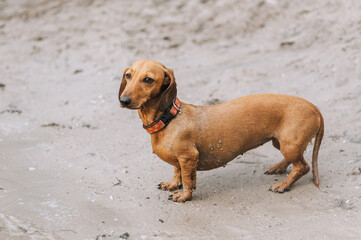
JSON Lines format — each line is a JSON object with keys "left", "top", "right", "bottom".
{"left": 119, "top": 96, "right": 131, "bottom": 106}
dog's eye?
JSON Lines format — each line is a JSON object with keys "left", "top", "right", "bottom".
{"left": 143, "top": 77, "right": 154, "bottom": 84}
{"left": 125, "top": 73, "right": 131, "bottom": 79}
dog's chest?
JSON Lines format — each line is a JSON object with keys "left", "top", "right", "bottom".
{"left": 151, "top": 139, "right": 179, "bottom": 167}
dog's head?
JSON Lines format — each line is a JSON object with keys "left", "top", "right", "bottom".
{"left": 118, "top": 59, "right": 177, "bottom": 112}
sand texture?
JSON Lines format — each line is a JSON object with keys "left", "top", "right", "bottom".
{"left": 1, "top": 0, "right": 361, "bottom": 239}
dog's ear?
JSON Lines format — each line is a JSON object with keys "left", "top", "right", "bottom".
{"left": 118, "top": 68, "right": 129, "bottom": 99}
{"left": 158, "top": 68, "right": 177, "bottom": 112}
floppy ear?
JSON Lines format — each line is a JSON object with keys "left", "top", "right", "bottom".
{"left": 158, "top": 68, "right": 177, "bottom": 112}
{"left": 118, "top": 68, "right": 129, "bottom": 99}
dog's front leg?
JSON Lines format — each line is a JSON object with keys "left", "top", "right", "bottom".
{"left": 158, "top": 167, "right": 182, "bottom": 191}
{"left": 170, "top": 155, "right": 198, "bottom": 203}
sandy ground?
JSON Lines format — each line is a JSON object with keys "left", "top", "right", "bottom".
{"left": 1, "top": 0, "right": 361, "bottom": 239}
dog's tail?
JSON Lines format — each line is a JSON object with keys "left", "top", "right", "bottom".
{"left": 312, "top": 112, "right": 324, "bottom": 188}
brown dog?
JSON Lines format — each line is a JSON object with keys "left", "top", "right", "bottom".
{"left": 118, "top": 59, "right": 324, "bottom": 203}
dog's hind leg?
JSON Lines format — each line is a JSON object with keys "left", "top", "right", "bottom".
{"left": 264, "top": 138, "right": 290, "bottom": 175}
{"left": 270, "top": 142, "right": 310, "bottom": 193}
{"left": 265, "top": 158, "right": 290, "bottom": 175}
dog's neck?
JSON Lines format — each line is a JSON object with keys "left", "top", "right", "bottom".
{"left": 138, "top": 99, "right": 164, "bottom": 126}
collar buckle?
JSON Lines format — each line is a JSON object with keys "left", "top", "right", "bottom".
{"left": 173, "top": 99, "right": 181, "bottom": 114}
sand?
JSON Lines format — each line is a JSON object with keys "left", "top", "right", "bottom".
{"left": 0, "top": 0, "right": 361, "bottom": 239}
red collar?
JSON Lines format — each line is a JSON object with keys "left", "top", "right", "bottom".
{"left": 143, "top": 98, "right": 181, "bottom": 134}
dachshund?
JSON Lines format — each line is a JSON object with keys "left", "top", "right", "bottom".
{"left": 118, "top": 59, "right": 324, "bottom": 203}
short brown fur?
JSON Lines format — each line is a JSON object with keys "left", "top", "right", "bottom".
{"left": 119, "top": 59, "right": 324, "bottom": 202}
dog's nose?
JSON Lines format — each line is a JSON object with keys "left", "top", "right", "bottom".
{"left": 119, "top": 96, "right": 131, "bottom": 106}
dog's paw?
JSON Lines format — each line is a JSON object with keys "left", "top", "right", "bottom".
{"left": 157, "top": 181, "right": 182, "bottom": 191}
{"left": 168, "top": 191, "right": 192, "bottom": 203}
{"left": 264, "top": 166, "right": 287, "bottom": 175}
{"left": 269, "top": 182, "right": 290, "bottom": 193}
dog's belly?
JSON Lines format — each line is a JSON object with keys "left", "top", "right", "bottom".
{"left": 197, "top": 150, "right": 238, "bottom": 170}
{"left": 196, "top": 138, "right": 270, "bottom": 171}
